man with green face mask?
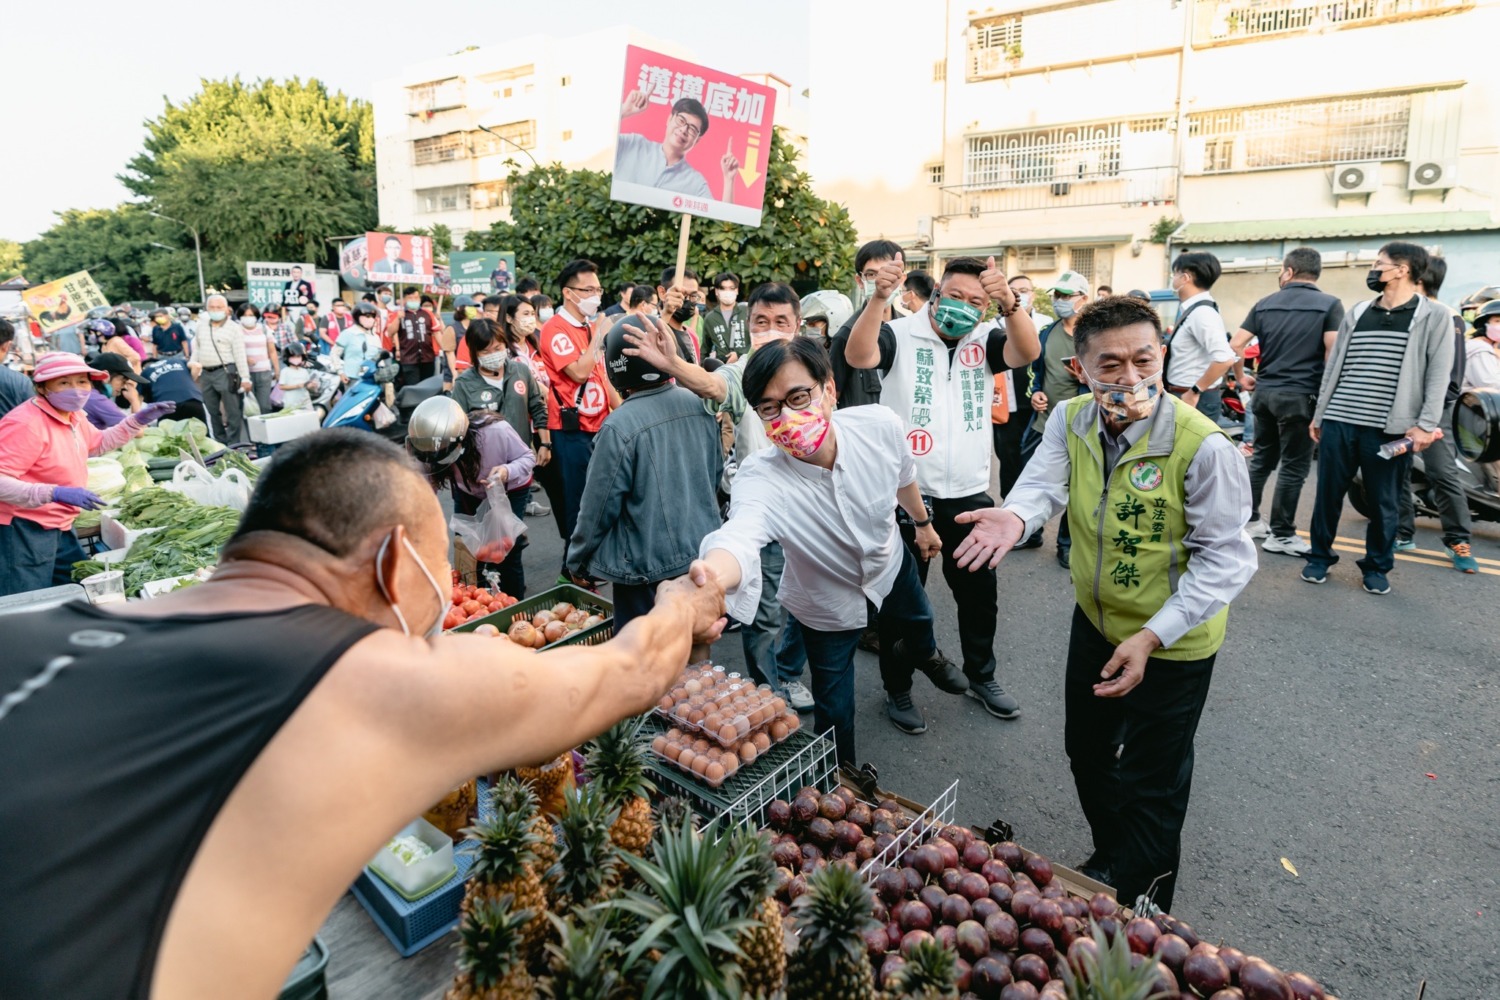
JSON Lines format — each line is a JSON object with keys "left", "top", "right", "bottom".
{"left": 845, "top": 254, "right": 1040, "bottom": 736}
{"left": 951, "top": 295, "right": 1255, "bottom": 915}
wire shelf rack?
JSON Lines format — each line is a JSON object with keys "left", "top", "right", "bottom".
{"left": 858, "top": 779, "right": 960, "bottom": 883}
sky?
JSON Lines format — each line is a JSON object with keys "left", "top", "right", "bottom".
{"left": 0, "top": 0, "right": 811, "bottom": 244}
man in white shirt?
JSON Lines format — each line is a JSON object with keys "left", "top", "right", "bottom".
{"left": 193, "top": 294, "right": 252, "bottom": 442}
{"left": 692, "top": 337, "right": 941, "bottom": 765}
{"left": 1164, "top": 251, "right": 1236, "bottom": 421}
{"left": 952, "top": 295, "right": 1256, "bottom": 914}
{"left": 844, "top": 254, "right": 1041, "bottom": 734}
{"left": 615, "top": 95, "right": 737, "bottom": 204}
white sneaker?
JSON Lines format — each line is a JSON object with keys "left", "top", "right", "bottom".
{"left": 525, "top": 499, "right": 551, "bottom": 517}
{"left": 783, "top": 680, "right": 815, "bottom": 712}
{"left": 1245, "top": 519, "right": 1271, "bottom": 539}
{"left": 1263, "top": 534, "right": 1311, "bottom": 555}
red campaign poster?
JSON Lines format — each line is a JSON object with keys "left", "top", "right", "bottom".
{"left": 365, "top": 232, "right": 435, "bottom": 286}
{"left": 610, "top": 45, "right": 777, "bottom": 228}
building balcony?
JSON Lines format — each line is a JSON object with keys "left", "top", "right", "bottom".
{"left": 940, "top": 165, "right": 1178, "bottom": 217}
{"left": 1192, "top": 0, "right": 1471, "bottom": 46}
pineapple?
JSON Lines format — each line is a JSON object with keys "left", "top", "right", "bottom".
{"left": 883, "top": 937, "right": 958, "bottom": 999}
{"left": 614, "top": 821, "right": 756, "bottom": 999}
{"left": 540, "top": 908, "right": 635, "bottom": 1000}
{"left": 728, "top": 827, "right": 786, "bottom": 999}
{"left": 490, "top": 776, "right": 558, "bottom": 891}
{"left": 461, "top": 801, "right": 547, "bottom": 963}
{"left": 551, "top": 783, "right": 623, "bottom": 911}
{"left": 1061, "top": 919, "right": 1169, "bottom": 1000}
{"left": 785, "top": 863, "right": 881, "bottom": 1000}
{"left": 446, "top": 893, "right": 536, "bottom": 1000}
{"left": 515, "top": 753, "right": 574, "bottom": 817}
{"left": 655, "top": 795, "right": 698, "bottom": 837}
{"left": 585, "top": 717, "right": 657, "bottom": 855}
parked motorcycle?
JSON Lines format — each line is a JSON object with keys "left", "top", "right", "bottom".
{"left": 323, "top": 351, "right": 401, "bottom": 435}
{"left": 1350, "top": 389, "right": 1500, "bottom": 524}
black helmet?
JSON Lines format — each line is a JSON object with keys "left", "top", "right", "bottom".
{"left": 353, "top": 301, "right": 379, "bottom": 319}
{"left": 1473, "top": 299, "right": 1500, "bottom": 331}
{"left": 1459, "top": 285, "right": 1500, "bottom": 314}
{"left": 282, "top": 341, "right": 306, "bottom": 363}
{"left": 604, "top": 315, "right": 672, "bottom": 394}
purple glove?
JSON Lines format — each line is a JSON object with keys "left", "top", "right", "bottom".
{"left": 135, "top": 401, "right": 177, "bottom": 425}
{"left": 53, "top": 486, "right": 106, "bottom": 510}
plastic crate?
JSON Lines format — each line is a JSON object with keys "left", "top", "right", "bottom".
{"left": 350, "top": 779, "right": 494, "bottom": 957}
{"left": 644, "top": 717, "right": 839, "bottom": 834}
{"left": 277, "top": 937, "right": 329, "bottom": 1000}
{"left": 448, "top": 584, "right": 612, "bottom": 649}
{"left": 858, "top": 778, "right": 959, "bottom": 883}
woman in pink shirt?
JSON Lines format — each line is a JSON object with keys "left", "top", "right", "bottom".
{"left": 0, "top": 353, "right": 176, "bottom": 596}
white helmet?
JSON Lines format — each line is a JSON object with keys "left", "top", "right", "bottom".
{"left": 800, "top": 290, "right": 854, "bottom": 338}
{"left": 406, "top": 396, "right": 468, "bottom": 469}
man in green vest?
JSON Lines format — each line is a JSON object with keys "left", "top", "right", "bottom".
{"left": 952, "top": 295, "right": 1256, "bottom": 913}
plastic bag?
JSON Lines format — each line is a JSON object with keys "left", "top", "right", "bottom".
{"left": 452, "top": 481, "right": 527, "bottom": 564}
{"left": 242, "top": 391, "right": 261, "bottom": 418}
{"left": 169, "top": 460, "right": 254, "bottom": 511}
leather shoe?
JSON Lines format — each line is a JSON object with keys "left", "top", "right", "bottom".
{"left": 895, "top": 640, "right": 969, "bottom": 694}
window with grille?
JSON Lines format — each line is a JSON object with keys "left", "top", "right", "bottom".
{"left": 1188, "top": 93, "right": 1413, "bottom": 172}
{"left": 968, "top": 16, "right": 1023, "bottom": 77}
{"left": 928, "top": 163, "right": 945, "bottom": 185}
{"left": 1017, "top": 246, "right": 1058, "bottom": 270}
{"left": 418, "top": 185, "right": 471, "bottom": 213}
{"left": 963, "top": 118, "right": 1168, "bottom": 189}
{"left": 413, "top": 133, "right": 466, "bottom": 166}
{"left": 1070, "top": 248, "right": 1095, "bottom": 282}
{"left": 471, "top": 182, "right": 510, "bottom": 210}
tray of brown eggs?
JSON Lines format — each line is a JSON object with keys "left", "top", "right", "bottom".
{"left": 652, "top": 663, "right": 801, "bottom": 749}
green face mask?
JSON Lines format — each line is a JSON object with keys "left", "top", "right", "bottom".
{"left": 931, "top": 297, "right": 982, "bottom": 340}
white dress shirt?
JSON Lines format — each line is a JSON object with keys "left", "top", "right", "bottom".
{"left": 1002, "top": 397, "right": 1257, "bottom": 649}
{"left": 1167, "top": 291, "right": 1235, "bottom": 390}
{"left": 700, "top": 406, "right": 916, "bottom": 631}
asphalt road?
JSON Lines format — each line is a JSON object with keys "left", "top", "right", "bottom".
{"left": 507, "top": 460, "right": 1499, "bottom": 1000}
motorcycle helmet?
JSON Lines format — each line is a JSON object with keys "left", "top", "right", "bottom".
{"left": 282, "top": 341, "right": 307, "bottom": 365}
{"left": 453, "top": 293, "right": 478, "bottom": 319}
{"left": 799, "top": 290, "right": 854, "bottom": 340}
{"left": 1459, "top": 285, "right": 1500, "bottom": 316}
{"left": 86, "top": 318, "right": 116, "bottom": 339}
{"left": 353, "top": 301, "right": 379, "bottom": 322}
{"left": 1472, "top": 299, "right": 1500, "bottom": 332}
{"left": 406, "top": 396, "right": 469, "bottom": 469}
{"left": 604, "top": 315, "right": 671, "bottom": 394}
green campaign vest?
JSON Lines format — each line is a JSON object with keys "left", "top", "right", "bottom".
{"left": 1063, "top": 393, "right": 1230, "bottom": 661}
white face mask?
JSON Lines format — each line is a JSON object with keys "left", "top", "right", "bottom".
{"left": 240, "top": 316, "right": 258, "bottom": 328}
{"left": 717, "top": 289, "right": 737, "bottom": 307}
{"left": 478, "top": 350, "right": 507, "bottom": 372}
{"left": 1017, "top": 291, "right": 1033, "bottom": 310}
{"left": 516, "top": 314, "right": 538, "bottom": 335}
{"left": 577, "top": 294, "right": 601, "bottom": 318}
{"left": 374, "top": 532, "right": 447, "bottom": 639}
{"left": 538, "top": 308, "right": 554, "bottom": 323}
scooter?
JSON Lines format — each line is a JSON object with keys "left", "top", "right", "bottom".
{"left": 1349, "top": 390, "right": 1500, "bottom": 525}
{"left": 323, "top": 352, "right": 401, "bottom": 436}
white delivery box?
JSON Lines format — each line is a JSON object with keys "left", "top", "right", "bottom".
{"left": 247, "top": 410, "right": 322, "bottom": 444}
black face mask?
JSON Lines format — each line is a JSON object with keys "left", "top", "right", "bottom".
{"left": 1366, "top": 268, "right": 1390, "bottom": 293}
{"left": 672, "top": 302, "right": 696, "bottom": 324}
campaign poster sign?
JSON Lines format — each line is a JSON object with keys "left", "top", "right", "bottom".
{"left": 339, "top": 236, "right": 369, "bottom": 289}
{"left": 449, "top": 251, "right": 518, "bottom": 297}
{"left": 610, "top": 45, "right": 777, "bottom": 228}
{"left": 246, "top": 261, "right": 317, "bottom": 310}
{"left": 365, "top": 232, "right": 435, "bottom": 286}
{"left": 23, "top": 271, "right": 109, "bottom": 334}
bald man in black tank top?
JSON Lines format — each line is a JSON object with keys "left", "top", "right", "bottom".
{"left": 0, "top": 431, "right": 726, "bottom": 1000}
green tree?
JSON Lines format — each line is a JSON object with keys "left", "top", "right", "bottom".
{"left": 120, "top": 77, "right": 376, "bottom": 299}
{"left": 20, "top": 205, "right": 200, "bottom": 304}
{"left": 466, "top": 129, "right": 856, "bottom": 295}
{"left": 0, "top": 240, "right": 22, "bottom": 281}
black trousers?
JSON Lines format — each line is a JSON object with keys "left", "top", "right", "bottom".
{"left": 1064, "top": 605, "right": 1214, "bottom": 914}
{"left": 992, "top": 417, "right": 1028, "bottom": 499}
{"left": 1309, "top": 419, "right": 1405, "bottom": 574}
{"left": 1396, "top": 402, "right": 1472, "bottom": 547}
{"left": 899, "top": 491, "right": 997, "bottom": 682}
{"left": 1247, "top": 387, "right": 1317, "bottom": 538}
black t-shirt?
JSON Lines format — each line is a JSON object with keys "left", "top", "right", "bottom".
{"left": 1240, "top": 281, "right": 1344, "bottom": 394}
{"left": 831, "top": 305, "right": 1011, "bottom": 408}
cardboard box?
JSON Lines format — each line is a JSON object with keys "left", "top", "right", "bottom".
{"left": 453, "top": 537, "right": 477, "bottom": 586}
{"left": 246, "top": 410, "right": 321, "bottom": 444}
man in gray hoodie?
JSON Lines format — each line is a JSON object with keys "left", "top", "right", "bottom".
{"left": 1305, "top": 241, "right": 1454, "bottom": 596}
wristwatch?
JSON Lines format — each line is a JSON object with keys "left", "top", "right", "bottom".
{"left": 912, "top": 515, "right": 933, "bottom": 528}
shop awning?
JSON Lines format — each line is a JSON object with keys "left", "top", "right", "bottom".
{"left": 1177, "top": 212, "right": 1496, "bottom": 244}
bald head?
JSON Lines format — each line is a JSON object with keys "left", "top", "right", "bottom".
{"left": 231, "top": 430, "right": 438, "bottom": 557}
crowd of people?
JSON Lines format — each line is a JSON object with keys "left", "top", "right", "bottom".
{"left": 2, "top": 236, "right": 1497, "bottom": 936}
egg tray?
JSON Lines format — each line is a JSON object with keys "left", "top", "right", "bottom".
{"left": 649, "top": 744, "right": 734, "bottom": 789}
{"left": 653, "top": 702, "right": 802, "bottom": 750}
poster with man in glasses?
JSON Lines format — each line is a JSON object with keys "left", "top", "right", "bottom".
{"left": 610, "top": 45, "right": 777, "bottom": 227}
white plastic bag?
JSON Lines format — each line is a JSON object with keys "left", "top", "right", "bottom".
{"left": 170, "top": 460, "right": 254, "bottom": 511}
{"left": 242, "top": 391, "right": 261, "bottom": 418}
{"left": 452, "top": 481, "right": 526, "bottom": 564}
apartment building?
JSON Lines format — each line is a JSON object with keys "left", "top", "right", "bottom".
{"left": 810, "top": 0, "right": 1498, "bottom": 318}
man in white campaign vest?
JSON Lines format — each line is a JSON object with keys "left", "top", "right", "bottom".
{"left": 845, "top": 254, "right": 1040, "bottom": 735}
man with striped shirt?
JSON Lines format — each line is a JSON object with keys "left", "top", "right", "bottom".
{"left": 1306, "top": 242, "right": 1454, "bottom": 595}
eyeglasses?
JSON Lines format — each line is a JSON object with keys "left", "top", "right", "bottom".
{"left": 753, "top": 385, "right": 822, "bottom": 421}
{"left": 567, "top": 285, "right": 604, "bottom": 296}
{"left": 670, "top": 114, "right": 703, "bottom": 141}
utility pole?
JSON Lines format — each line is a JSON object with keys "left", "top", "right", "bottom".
{"left": 149, "top": 211, "right": 206, "bottom": 304}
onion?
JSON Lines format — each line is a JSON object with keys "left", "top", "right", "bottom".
{"left": 1029, "top": 898, "right": 1064, "bottom": 934}
{"left": 1000, "top": 983, "right": 1037, "bottom": 1000}
{"left": 971, "top": 897, "right": 1001, "bottom": 922}
{"left": 960, "top": 871, "right": 992, "bottom": 902}
{"left": 1147, "top": 961, "right": 1179, "bottom": 997}
{"left": 919, "top": 884, "right": 947, "bottom": 912}
{"left": 938, "top": 824, "right": 973, "bottom": 853}
{"left": 900, "top": 929, "right": 935, "bottom": 958}
{"left": 912, "top": 845, "right": 944, "bottom": 878}
{"left": 981, "top": 859, "right": 1015, "bottom": 886}
{"left": 1217, "top": 947, "right": 1246, "bottom": 980}
{"left": 964, "top": 840, "right": 994, "bottom": 870}
{"left": 984, "top": 910, "right": 1020, "bottom": 950}
{"left": 1021, "top": 854, "right": 1054, "bottom": 886}
{"left": 899, "top": 900, "right": 934, "bottom": 933}
{"left": 939, "top": 868, "right": 965, "bottom": 894}
{"left": 988, "top": 882, "right": 1014, "bottom": 909}
{"left": 971, "top": 955, "right": 1013, "bottom": 998}
{"left": 1009, "top": 890, "right": 1039, "bottom": 922}
{"left": 933, "top": 838, "right": 961, "bottom": 871}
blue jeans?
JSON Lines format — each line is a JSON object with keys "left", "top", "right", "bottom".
{"left": 552, "top": 429, "right": 596, "bottom": 567}
{"left": 797, "top": 544, "right": 936, "bottom": 765}
{"left": 1309, "top": 419, "right": 1406, "bottom": 574}
{"left": 741, "top": 542, "right": 786, "bottom": 688}
{"left": 0, "top": 519, "right": 86, "bottom": 597}
{"left": 773, "top": 618, "right": 808, "bottom": 689}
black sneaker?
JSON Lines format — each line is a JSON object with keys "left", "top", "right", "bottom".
{"left": 1056, "top": 547, "right": 1071, "bottom": 569}
{"left": 1015, "top": 530, "right": 1044, "bottom": 550}
{"left": 894, "top": 641, "right": 969, "bottom": 695}
{"left": 966, "top": 679, "right": 1021, "bottom": 719}
{"left": 885, "top": 690, "right": 927, "bottom": 734}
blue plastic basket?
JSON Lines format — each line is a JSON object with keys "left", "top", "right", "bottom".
{"left": 350, "top": 779, "right": 494, "bottom": 957}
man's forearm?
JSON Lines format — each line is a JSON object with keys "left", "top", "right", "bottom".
{"left": 845, "top": 300, "right": 886, "bottom": 369}
{"left": 700, "top": 547, "right": 744, "bottom": 593}
{"left": 1001, "top": 308, "right": 1041, "bottom": 368}
{"left": 1196, "top": 359, "right": 1234, "bottom": 390}
{"left": 897, "top": 481, "right": 928, "bottom": 523}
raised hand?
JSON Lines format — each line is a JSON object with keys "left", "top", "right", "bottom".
{"left": 621, "top": 314, "right": 680, "bottom": 371}
{"left": 980, "top": 255, "right": 1015, "bottom": 310}
{"left": 620, "top": 89, "right": 649, "bottom": 119}
{"left": 721, "top": 139, "right": 740, "bottom": 177}
{"left": 661, "top": 565, "right": 728, "bottom": 645}
{"left": 134, "top": 401, "right": 177, "bottom": 425}
{"left": 874, "top": 251, "right": 905, "bottom": 301}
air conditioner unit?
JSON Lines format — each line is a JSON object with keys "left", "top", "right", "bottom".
{"left": 1407, "top": 159, "right": 1457, "bottom": 192}
{"left": 1331, "top": 162, "right": 1380, "bottom": 197}
{"left": 1050, "top": 182, "right": 1071, "bottom": 197}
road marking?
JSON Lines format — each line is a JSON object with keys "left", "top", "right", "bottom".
{"left": 1309, "top": 531, "right": 1500, "bottom": 570}
{"left": 1323, "top": 542, "right": 1500, "bottom": 577}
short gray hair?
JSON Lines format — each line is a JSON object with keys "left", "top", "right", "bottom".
{"left": 206, "top": 293, "right": 228, "bottom": 308}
